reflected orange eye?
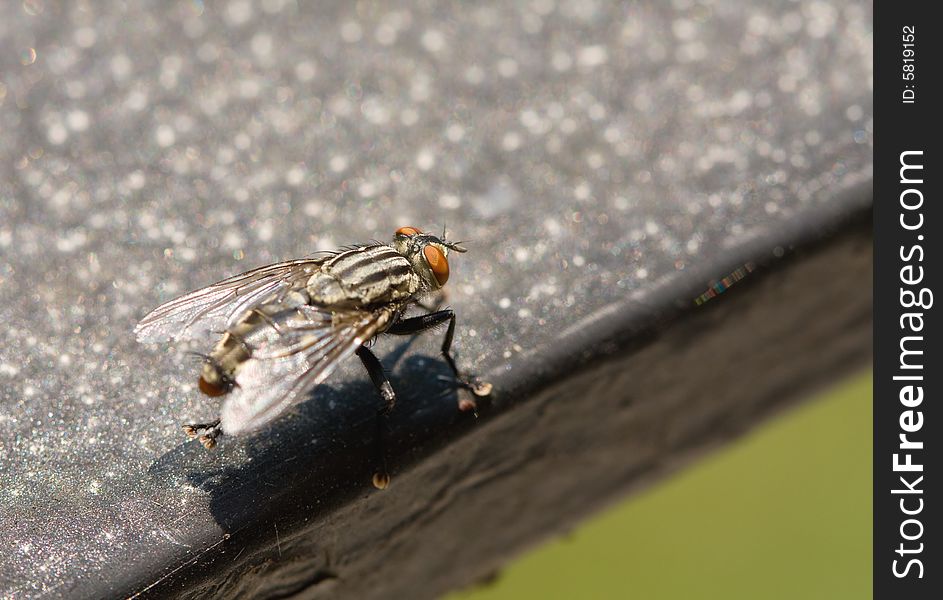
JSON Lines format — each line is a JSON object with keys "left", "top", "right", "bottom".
{"left": 396, "top": 226, "right": 422, "bottom": 236}
{"left": 423, "top": 245, "right": 449, "bottom": 286}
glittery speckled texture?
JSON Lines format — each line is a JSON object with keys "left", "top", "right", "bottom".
{"left": 1, "top": 0, "right": 870, "bottom": 596}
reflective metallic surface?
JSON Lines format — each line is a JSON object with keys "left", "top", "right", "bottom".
{"left": 0, "top": 0, "right": 871, "bottom": 596}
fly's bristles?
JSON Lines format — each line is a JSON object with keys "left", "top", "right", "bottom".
{"left": 186, "top": 351, "right": 213, "bottom": 363}
{"left": 136, "top": 232, "right": 488, "bottom": 483}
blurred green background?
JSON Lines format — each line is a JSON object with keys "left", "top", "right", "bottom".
{"left": 452, "top": 371, "right": 872, "bottom": 600}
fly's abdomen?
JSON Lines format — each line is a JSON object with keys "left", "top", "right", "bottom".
{"left": 200, "top": 302, "right": 303, "bottom": 394}
{"left": 198, "top": 245, "right": 418, "bottom": 397}
{"left": 308, "top": 245, "right": 419, "bottom": 307}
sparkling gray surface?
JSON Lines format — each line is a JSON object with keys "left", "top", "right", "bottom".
{"left": 1, "top": 0, "right": 871, "bottom": 597}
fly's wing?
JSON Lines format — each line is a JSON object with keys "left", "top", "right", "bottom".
{"left": 219, "top": 306, "right": 395, "bottom": 435}
{"left": 134, "top": 257, "right": 329, "bottom": 344}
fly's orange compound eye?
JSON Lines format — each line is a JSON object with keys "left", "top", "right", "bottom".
{"left": 396, "top": 226, "right": 422, "bottom": 237}
{"left": 423, "top": 245, "right": 449, "bottom": 286}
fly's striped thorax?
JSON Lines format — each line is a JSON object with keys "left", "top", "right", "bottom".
{"left": 307, "top": 244, "right": 420, "bottom": 307}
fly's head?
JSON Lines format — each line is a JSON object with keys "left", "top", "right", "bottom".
{"left": 392, "top": 226, "right": 467, "bottom": 291}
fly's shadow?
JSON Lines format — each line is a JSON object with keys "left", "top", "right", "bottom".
{"left": 148, "top": 336, "right": 480, "bottom": 545}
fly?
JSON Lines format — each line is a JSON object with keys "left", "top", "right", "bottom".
{"left": 135, "top": 226, "right": 491, "bottom": 488}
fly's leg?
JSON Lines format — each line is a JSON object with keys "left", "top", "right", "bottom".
{"left": 356, "top": 345, "right": 396, "bottom": 414}
{"left": 371, "top": 417, "right": 391, "bottom": 491}
{"left": 183, "top": 419, "right": 222, "bottom": 449}
{"left": 387, "top": 310, "right": 492, "bottom": 411}
{"left": 356, "top": 345, "right": 394, "bottom": 490}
